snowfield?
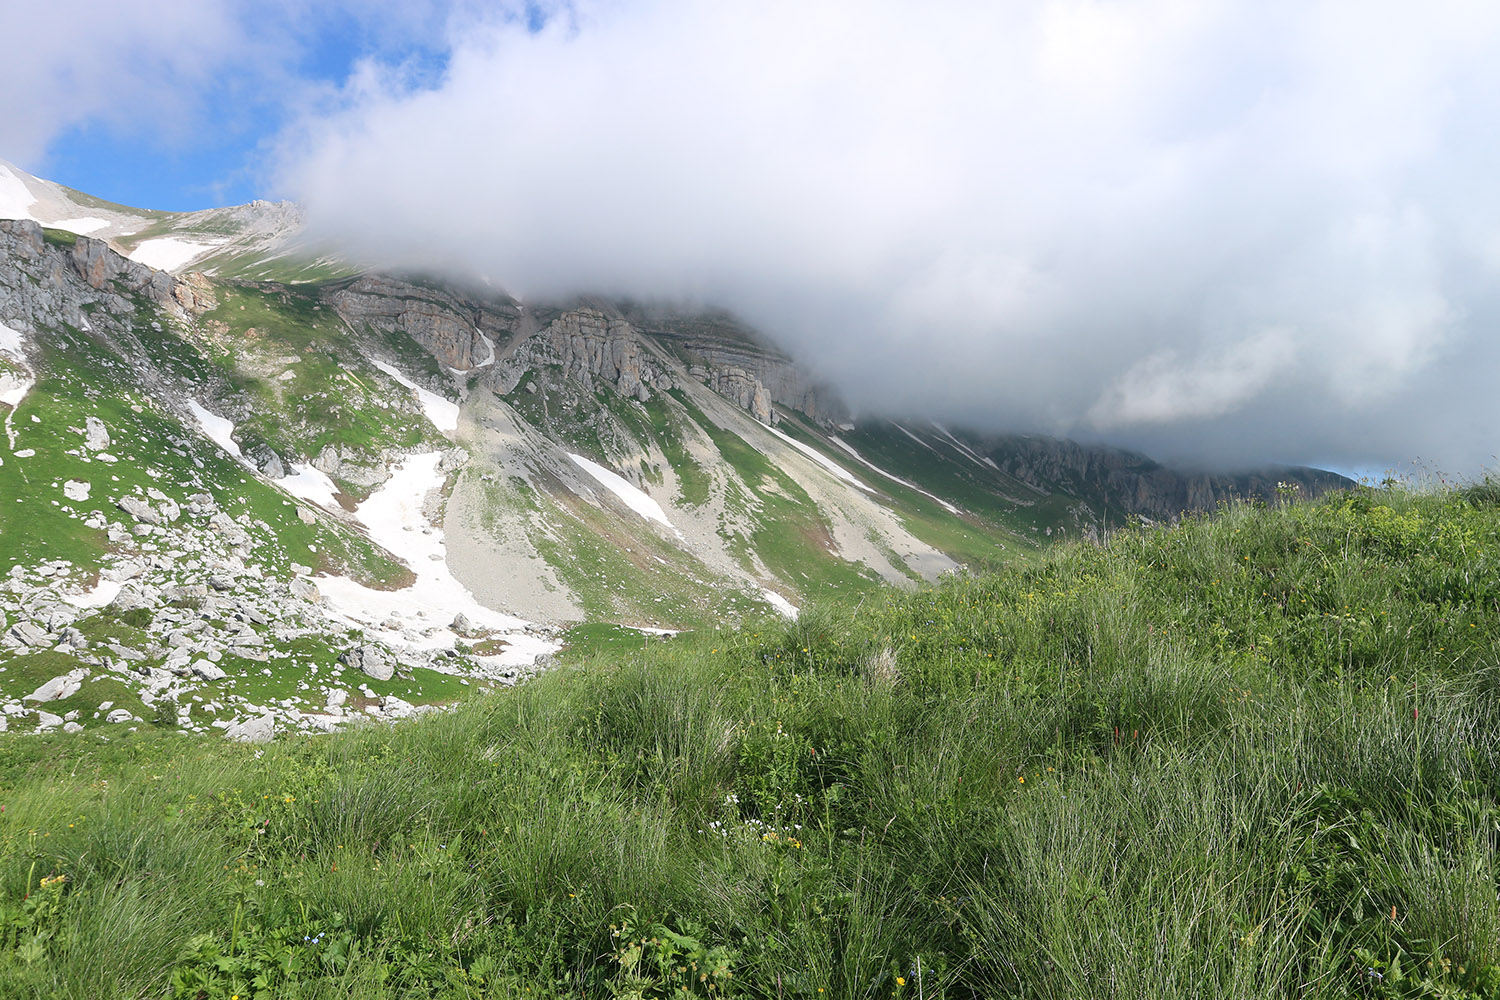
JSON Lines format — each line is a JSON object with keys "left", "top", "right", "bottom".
{"left": 0, "top": 165, "right": 36, "bottom": 220}
{"left": 129, "top": 237, "right": 219, "bottom": 271}
{"left": 370, "top": 358, "right": 459, "bottom": 433}
{"left": 830, "top": 436, "right": 962, "bottom": 515}
{"left": 765, "top": 424, "right": 874, "bottom": 493}
{"left": 275, "top": 463, "right": 342, "bottom": 509}
{"left": 186, "top": 399, "right": 247, "bottom": 462}
{"left": 568, "top": 453, "right": 676, "bottom": 530}
{"left": 762, "top": 589, "right": 799, "bottom": 618}
{"left": 50, "top": 217, "right": 109, "bottom": 235}
{"left": 317, "top": 453, "right": 556, "bottom": 668}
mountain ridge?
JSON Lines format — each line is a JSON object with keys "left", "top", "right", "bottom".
{"left": 0, "top": 167, "right": 1352, "bottom": 739}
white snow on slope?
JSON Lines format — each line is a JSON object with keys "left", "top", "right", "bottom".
{"left": 0, "top": 165, "right": 36, "bottom": 220}
{"left": 63, "top": 579, "right": 122, "bottom": 610}
{"left": 51, "top": 217, "right": 108, "bottom": 235}
{"left": 0, "top": 321, "right": 35, "bottom": 449}
{"left": 186, "top": 399, "right": 246, "bottom": 462}
{"left": 932, "top": 423, "right": 993, "bottom": 469}
{"left": 129, "top": 237, "right": 219, "bottom": 271}
{"left": 764, "top": 424, "right": 874, "bottom": 493}
{"left": 475, "top": 333, "right": 496, "bottom": 367}
{"left": 762, "top": 589, "right": 799, "bottom": 618}
{"left": 895, "top": 423, "right": 941, "bottom": 454}
{"left": 370, "top": 358, "right": 459, "bottom": 433}
{"left": 317, "top": 452, "right": 555, "bottom": 668}
{"left": 275, "top": 463, "right": 341, "bottom": 509}
{"left": 568, "top": 453, "right": 677, "bottom": 529}
{"left": 829, "top": 436, "right": 962, "bottom": 515}
{"left": 0, "top": 320, "right": 25, "bottom": 357}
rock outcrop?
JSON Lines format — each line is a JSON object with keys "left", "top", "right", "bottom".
{"left": 976, "top": 433, "right": 1350, "bottom": 521}
{"left": 326, "top": 274, "right": 519, "bottom": 371}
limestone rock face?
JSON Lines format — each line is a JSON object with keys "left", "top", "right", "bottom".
{"left": 493, "top": 307, "right": 672, "bottom": 403}
{"left": 326, "top": 275, "right": 518, "bottom": 371}
{"left": 621, "top": 305, "right": 846, "bottom": 424}
{"left": 0, "top": 220, "right": 207, "bottom": 364}
{"left": 688, "top": 364, "right": 773, "bottom": 424}
{"left": 544, "top": 308, "right": 665, "bottom": 401}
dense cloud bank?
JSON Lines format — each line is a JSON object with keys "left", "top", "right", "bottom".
{"left": 10, "top": 1, "right": 1500, "bottom": 474}
{"left": 275, "top": 1, "right": 1500, "bottom": 474}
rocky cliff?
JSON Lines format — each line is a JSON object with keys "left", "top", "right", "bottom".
{"left": 325, "top": 274, "right": 521, "bottom": 371}
{"left": 974, "top": 433, "right": 1349, "bottom": 521}
{"left": 0, "top": 220, "right": 214, "bottom": 338}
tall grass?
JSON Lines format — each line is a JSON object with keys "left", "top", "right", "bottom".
{"left": 3, "top": 484, "right": 1500, "bottom": 997}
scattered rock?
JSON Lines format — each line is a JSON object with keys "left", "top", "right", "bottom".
{"left": 117, "top": 496, "right": 161, "bottom": 525}
{"left": 84, "top": 416, "right": 111, "bottom": 451}
{"left": 63, "top": 480, "right": 91, "bottom": 501}
{"left": 340, "top": 645, "right": 394, "bottom": 681}
{"left": 450, "top": 613, "right": 472, "bottom": 636}
{"left": 24, "top": 670, "right": 85, "bottom": 703}
{"left": 191, "top": 659, "right": 227, "bottom": 681}
{"left": 289, "top": 576, "right": 321, "bottom": 602}
{"left": 224, "top": 712, "right": 276, "bottom": 744}
{"left": 105, "top": 709, "right": 134, "bottom": 724}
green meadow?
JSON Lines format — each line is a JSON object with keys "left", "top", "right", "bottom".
{"left": 3, "top": 482, "right": 1500, "bottom": 998}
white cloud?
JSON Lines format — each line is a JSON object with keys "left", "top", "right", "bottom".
{"left": 15, "top": 0, "right": 1498, "bottom": 473}
{"left": 0, "top": 0, "right": 456, "bottom": 166}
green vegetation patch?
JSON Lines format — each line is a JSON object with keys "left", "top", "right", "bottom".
{"left": 9, "top": 465, "right": 1500, "bottom": 998}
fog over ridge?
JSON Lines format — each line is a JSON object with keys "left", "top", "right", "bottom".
{"left": 266, "top": 1, "right": 1500, "bottom": 475}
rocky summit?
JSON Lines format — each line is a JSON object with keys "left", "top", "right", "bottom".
{"left": 0, "top": 160, "right": 1349, "bottom": 740}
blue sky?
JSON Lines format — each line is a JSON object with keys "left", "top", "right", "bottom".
{"left": 4, "top": 0, "right": 472, "bottom": 210}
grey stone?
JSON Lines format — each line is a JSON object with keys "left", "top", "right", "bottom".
{"left": 340, "top": 644, "right": 394, "bottom": 681}
{"left": 224, "top": 712, "right": 275, "bottom": 744}
{"left": 289, "top": 576, "right": 321, "bottom": 602}
{"left": 24, "top": 670, "right": 85, "bottom": 702}
{"left": 84, "top": 416, "right": 111, "bottom": 451}
{"left": 105, "top": 708, "right": 134, "bottom": 724}
{"left": 191, "top": 659, "right": 226, "bottom": 681}
{"left": 8, "top": 621, "right": 50, "bottom": 647}
{"left": 117, "top": 496, "right": 161, "bottom": 524}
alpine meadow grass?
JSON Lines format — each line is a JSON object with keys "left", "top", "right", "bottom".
{"left": 3, "top": 482, "right": 1500, "bottom": 998}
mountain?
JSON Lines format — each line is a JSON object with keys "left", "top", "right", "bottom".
{"left": 0, "top": 162, "right": 1350, "bottom": 738}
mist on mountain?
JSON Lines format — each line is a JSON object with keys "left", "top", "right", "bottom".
{"left": 274, "top": 0, "right": 1500, "bottom": 476}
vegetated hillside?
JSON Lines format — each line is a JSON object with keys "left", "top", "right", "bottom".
{"left": 3, "top": 484, "right": 1498, "bottom": 998}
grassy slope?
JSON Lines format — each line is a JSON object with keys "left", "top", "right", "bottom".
{"left": 4, "top": 485, "right": 1500, "bottom": 997}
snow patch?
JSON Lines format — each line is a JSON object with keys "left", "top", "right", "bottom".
{"left": 64, "top": 579, "right": 122, "bottom": 610}
{"left": 186, "top": 399, "right": 246, "bottom": 462}
{"left": 316, "top": 453, "right": 556, "bottom": 668}
{"left": 275, "top": 463, "right": 341, "bottom": 509}
{"left": 0, "top": 319, "right": 25, "bottom": 357}
{"left": 830, "top": 437, "right": 962, "bottom": 514}
{"left": 0, "top": 322, "right": 32, "bottom": 449}
{"left": 129, "top": 237, "right": 219, "bottom": 271}
{"left": 475, "top": 333, "right": 496, "bottom": 367}
{"left": 932, "top": 424, "right": 991, "bottom": 468}
{"left": 50, "top": 217, "right": 108, "bottom": 236}
{"left": 895, "top": 423, "right": 941, "bottom": 453}
{"left": 762, "top": 590, "right": 799, "bottom": 618}
{"left": 568, "top": 453, "right": 676, "bottom": 530}
{"left": 0, "top": 165, "right": 36, "bottom": 221}
{"left": 764, "top": 424, "right": 874, "bottom": 493}
{"left": 370, "top": 358, "right": 459, "bottom": 433}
